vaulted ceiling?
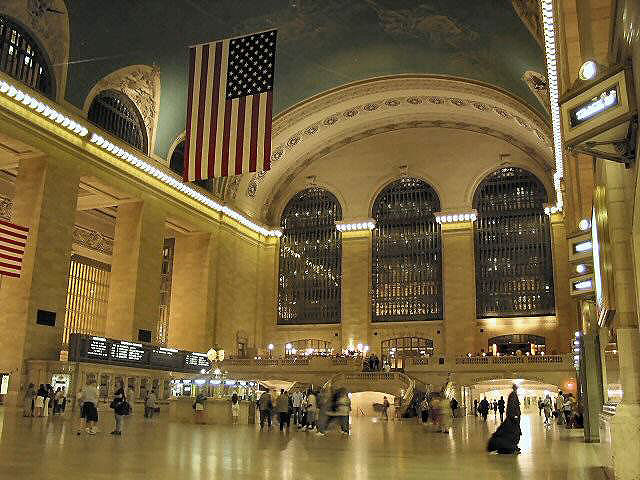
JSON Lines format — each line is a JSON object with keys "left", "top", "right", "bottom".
{"left": 63, "top": 0, "right": 547, "bottom": 158}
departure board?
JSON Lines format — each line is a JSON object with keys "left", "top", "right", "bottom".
{"left": 184, "top": 353, "right": 211, "bottom": 370}
{"left": 68, "top": 334, "right": 213, "bottom": 373}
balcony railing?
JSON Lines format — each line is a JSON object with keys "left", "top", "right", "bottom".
{"left": 454, "top": 355, "right": 565, "bottom": 365}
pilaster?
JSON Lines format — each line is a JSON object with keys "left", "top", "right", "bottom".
{"left": 105, "top": 200, "right": 165, "bottom": 342}
{"left": 167, "top": 231, "right": 218, "bottom": 352}
{"left": 441, "top": 220, "right": 475, "bottom": 358}
{"left": 340, "top": 229, "right": 371, "bottom": 350}
{"left": 0, "top": 156, "right": 80, "bottom": 404}
{"left": 550, "top": 212, "right": 574, "bottom": 353}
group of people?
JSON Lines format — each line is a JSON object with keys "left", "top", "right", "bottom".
{"left": 362, "top": 354, "right": 388, "bottom": 372}
{"left": 474, "top": 397, "right": 506, "bottom": 422}
{"left": 22, "top": 383, "right": 67, "bottom": 417}
{"left": 417, "top": 393, "right": 456, "bottom": 433}
{"left": 256, "top": 387, "right": 351, "bottom": 436}
{"left": 538, "top": 391, "right": 582, "bottom": 428}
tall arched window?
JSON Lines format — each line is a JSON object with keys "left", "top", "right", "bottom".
{"left": 278, "top": 188, "right": 342, "bottom": 325}
{"left": 372, "top": 178, "right": 442, "bottom": 322}
{"left": 474, "top": 167, "right": 555, "bottom": 317}
{"left": 0, "top": 15, "right": 54, "bottom": 96}
{"left": 88, "top": 90, "right": 147, "bottom": 152}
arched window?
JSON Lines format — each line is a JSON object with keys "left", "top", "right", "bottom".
{"left": 168, "top": 139, "right": 214, "bottom": 192}
{"left": 0, "top": 15, "right": 54, "bottom": 96}
{"left": 474, "top": 167, "right": 555, "bottom": 317}
{"left": 372, "top": 178, "right": 442, "bottom": 322}
{"left": 88, "top": 89, "right": 147, "bottom": 152}
{"left": 278, "top": 188, "right": 342, "bottom": 325}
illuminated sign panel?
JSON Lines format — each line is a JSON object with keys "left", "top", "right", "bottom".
{"left": 569, "top": 86, "right": 619, "bottom": 128}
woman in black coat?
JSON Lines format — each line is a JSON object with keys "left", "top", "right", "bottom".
{"left": 487, "top": 384, "right": 522, "bottom": 454}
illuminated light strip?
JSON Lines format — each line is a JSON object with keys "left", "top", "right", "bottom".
{"left": 540, "top": 0, "right": 563, "bottom": 211}
{"left": 0, "top": 78, "right": 282, "bottom": 238}
{"left": 435, "top": 212, "right": 477, "bottom": 224}
{"left": 0, "top": 79, "right": 89, "bottom": 137}
{"left": 336, "top": 220, "right": 375, "bottom": 232}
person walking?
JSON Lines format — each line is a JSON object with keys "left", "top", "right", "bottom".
{"left": 193, "top": 392, "right": 207, "bottom": 424}
{"left": 563, "top": 393, "right": 574, "bottom": 427}
{"left": 275, "top": 389, "right": 291, "bottom": 432}
{"left": 34, "top": 384, "right": 47, "bottom": 417}
{"left": 382, "top": 396, "right": 390, "bottom": 421}
{"left": 497, "top": 396, "right": 505, "bottom": 422}
{"left": 145, "top": 389, "right": 156, "bottom": 418}
{"left": 450, "top": 397, "right": 459, "bottom": 419}
{"left": 304, "top": 390, "right": 317, "bottom": 431}
{"left": 487, "top": 384, "right": 522, "bottom": 454}
{"left": 231, "top": 393, "right": 239, "bottom": 426}
{"left": 127, "top": 384, "right": 136, "bottom": 414}
{"left": 110, "top": 380, "right": 128, "bottom": 435}
{"left": 493, "top": 400, "right": 498, "bottom": 419}
{"left": 291, "top": 389, "right": 302, "bottom": 427}
{"left": 473, "top": 398, "right": 478, "bottom": 417}
{"left": 334, "top": 389, "right": 351, "bottom": 435}
{"left": 77, "top": 378, "right": 99, "bottom": 435}
{"left": 556, "top": 391, "right": 565, "bottom": 425}
{"left": 543, "top": 395, "right": 552, "bottom": 426}
{"left": 538, "top": 398, "right": 544, "bottom": 416}
{"left": 23, "top": 383, "right": 36, "bottom": 417}
{"left": 479, "top": 397, "right": 490, "bottom": 422}
{"left": 42, "top": 385, "right": 53, "bottom": 418}
{"left": 257, "top": 390, "right": 273, "bottom": 430}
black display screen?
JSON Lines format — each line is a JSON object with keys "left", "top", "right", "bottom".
{"left": 68, "top": 334, "right": 209, "bottom": 373}
{"left": 569, "top": 85, "right": 619, "bottom": 128}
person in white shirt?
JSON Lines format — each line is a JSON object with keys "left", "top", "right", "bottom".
{"left": 77, "top": 378, "right": 99, "bottom": 435}
{"left": 291, "top": 390, "right": 303, "bottom": 427}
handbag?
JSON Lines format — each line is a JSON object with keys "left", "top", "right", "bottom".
{"left": 109, "top": 399, "right": 117, "bottom": 409}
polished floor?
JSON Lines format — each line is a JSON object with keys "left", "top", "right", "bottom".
{"left": 0, "top": 406, "right": 605, "bottom": 480}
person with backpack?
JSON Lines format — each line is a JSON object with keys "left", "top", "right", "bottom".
{"left": 478, "top": 397, "right": 490, "bottom": 421}
{"left": 257, "top": 390, "right": 273, "bottom": 430}
{"left": 110, "top": 379, "right": 129, "bottom": 435}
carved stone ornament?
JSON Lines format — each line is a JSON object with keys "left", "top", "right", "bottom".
{"left": 0, "top": 196, "right": 12, "bottom": 220}
{"left": 72, "top": 225, "right": 114, "bottom": 256}
{"left": 85, "top": 65, "right": 161, "bottom": 154}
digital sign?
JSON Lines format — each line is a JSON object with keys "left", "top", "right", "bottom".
{"left": 68, "top": 334, "right": 215, "bottom": 373}
{"left": 569, "top": 86, "right": 619, "bottom": 127}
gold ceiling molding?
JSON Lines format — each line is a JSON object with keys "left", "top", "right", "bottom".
{"left": 240, "top": 75, "right": 553, "bottom": 206}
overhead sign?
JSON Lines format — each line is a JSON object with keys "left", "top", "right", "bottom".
{"left": 569, "top": 86, "right": 619, "bottom": 128}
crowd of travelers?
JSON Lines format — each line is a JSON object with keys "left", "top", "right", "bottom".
{"left": 256, "top": 387, "right": 351, "bottom": 435}
{"left": 538, "top": 391, "right": 583, "bottom": 428}
{"left": 22, "top": 383, "right": 67, "bottom": 417}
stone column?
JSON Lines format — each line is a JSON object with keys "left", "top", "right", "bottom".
{"left": 0, "top": 156, "right": 79, "bottom": 405}
{"left": 550, "top": 212, "right": 574, "bottom": 353}
{"left": 605, "top": 163, "right": 640, "bottom": 480}
{"left": 580, "top": 301, "right": 604, "bottom": 443}
{"left": 341, "top": 230, "right": 371, "bottom": 351}
{"left": 441, "top": 221, "right": 475, "bottom": 359}
{"left": 105, "top": 201, "right": 165, "bottom": 342}
{"left": 168, "top": 231, "right": 218, "bottom": 352}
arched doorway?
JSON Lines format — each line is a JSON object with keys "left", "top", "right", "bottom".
{"left": 488, "top": 334, "right": 546, "bottom": 356}
{"left": 381, "top": 337, "right": 433, "bottom": 370}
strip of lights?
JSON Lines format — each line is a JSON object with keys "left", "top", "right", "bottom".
{"left": 336, "top": 220, "right": 375, "bottom": 232}
{"left": 0, "top": 79, "right": 89, "bottom": 137}
{"left": 435, "top": 212, "right": 477, "bottom": 224}
{"left": 0, "top": 78, "right": 282, "bottom": 238}
{"left": 541, "top": 0, "right": 564, "bottom": 211}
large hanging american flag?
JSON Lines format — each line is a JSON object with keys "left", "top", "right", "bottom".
{"left": 184, "top": 30, "right": 277, "bottom": 181}
{"left": 0, "top": 219, "right": 28, "bottom": 278}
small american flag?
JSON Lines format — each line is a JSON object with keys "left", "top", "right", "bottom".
{"left": 0, "top": 219, "right": 28, "bottom": 278}
{"left": 184, "top": 30, "right": 277, "bottom": 181}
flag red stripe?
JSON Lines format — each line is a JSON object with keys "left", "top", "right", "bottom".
{"left": 0, "top": 220, "right": 28, "bottom": 232}
{"left": 0, "top": 261, "right": 21, "bottom": 270}
{"left": 263, "top": 91, "right": 273, "bottom": 171}
{"left": 221, "top": 99, "right": 232, "bottom": 177}
{"left": 194, "top": 44, "right": 210, "bottom": 182}
{"left": 0, "top": 226, "right": 27, "bottom": 239}
{"left": 249, "top": 94, "right": 260, "bottom": 172}
{"left": 208, "top": 41, "right": 223, "bottom": 179}
{"left": 0, "top": 245, "right": 24, "bottom": 255}
{"left": 183, "top": 47, "right": 197, "bottom": 181}
{"left": 234, "top": 96, "right": 246, "bottom": 175}
{"left": 0, "top": 252, "right": 21, "bottom": 262}
{"left": 0, "top": 270, "right": 20, "bottom": 278}
{"left": 0, "top": 236, "right": 25, "bottom": 248}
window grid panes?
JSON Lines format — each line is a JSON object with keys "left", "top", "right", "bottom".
{"left": 88, "top": 89, "right": 148, "bottom": 153}
{"left": 372, "top": 178, "right": 442, "bottom": 322}
{"left": 63, "top": 255, "right": 110, "bottom": 346}
{"left": 0, "top": 15, "right": 53, "bottom": 96}
{"left": 474, "top": 167, "right": 555, "bottom": 318}
{"left": 278, "top": 188, "right": 342, "bottom": 325}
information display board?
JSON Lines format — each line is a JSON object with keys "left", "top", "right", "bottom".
{"left": 68, "top": 334, "right": 212, "bottom": 373}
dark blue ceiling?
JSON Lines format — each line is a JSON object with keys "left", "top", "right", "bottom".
{"left": 65, "top": 0, "right": 545, "bottom": 157}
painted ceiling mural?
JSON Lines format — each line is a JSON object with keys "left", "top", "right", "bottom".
{"left": 64, "top": 0, "right": 546, "bottom": 158}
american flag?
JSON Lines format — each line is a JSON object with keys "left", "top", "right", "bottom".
{"left": 184, "top": 30, "right": 277, "bottom": 181}
{"left": 0, "top": 219, "right": 28, "bottom": 278}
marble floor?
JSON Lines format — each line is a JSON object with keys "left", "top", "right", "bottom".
{"left": 0, "top": 407, "right": 606, "bottom": 480}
